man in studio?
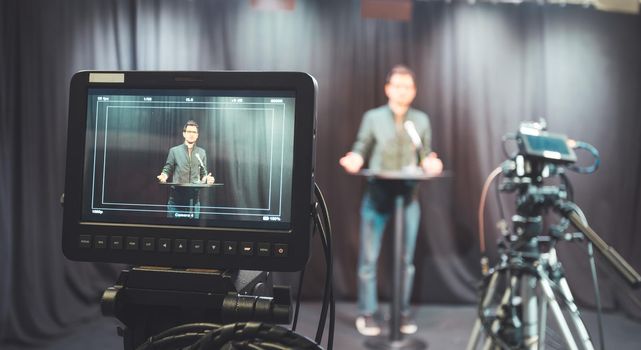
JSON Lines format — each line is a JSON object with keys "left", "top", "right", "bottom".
{"left": 339, "top": 65, "right": 443, "bottom": 336}
{"left": 157, "top": 120, "right": 215, "bottom": 219}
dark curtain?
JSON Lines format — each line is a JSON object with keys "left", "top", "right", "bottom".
{"left": 2, "top": 0, "right": 641, "bottom": 344}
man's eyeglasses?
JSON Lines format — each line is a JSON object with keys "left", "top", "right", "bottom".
{"left": 184, "top": 130, "right": 199, "bottom": 134}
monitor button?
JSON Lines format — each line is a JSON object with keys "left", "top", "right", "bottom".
{"left": 257, "top": 242, "right": 271, "bottom": 256}
{"left": 142, "top": 238, "right": 155, "bottom": 251}
{"left": 175, "top": 239, "right": 187, "bottom": 253}
{"left": 79, "top": 235, "right": 92, "bottom": 248}
{"left": 111, "top": 236, "right": 123, "bottom": 250}
{"left": 191, "top": 240, "right": 204, "bottom": 254}
{"left": 240, "top": 242, "right": 254, "bottom": 256}
{"left": 158, "top": 238, "right": 171, "bottom": 252}
{"left": 274, "top": 244, "right": 288, "bottom": 257}
{"left": 126, "top": 237, "right": 139, "bottom": 250}
{"left": 94, "top": 235, "right": 107, "bottom": 249}
{"left": 224, "top": 241, "right": 237, "bottom": 255}
{"left": 207, "top": 241, "right": 220, "bottom": 255}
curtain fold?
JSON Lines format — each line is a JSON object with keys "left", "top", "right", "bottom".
{"left": 2, "top": 0, "right": 641, "bottom": 344}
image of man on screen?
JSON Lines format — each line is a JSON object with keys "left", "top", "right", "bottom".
{"left": 157, "top": 120, "right": 215, "bottom": 219}
{"left": 339, "top": 65, "right": 443, "bottom": 337}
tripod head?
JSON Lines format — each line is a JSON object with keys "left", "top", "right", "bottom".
{"left": 495, "top": 120, "right": 579, "bottom": 246}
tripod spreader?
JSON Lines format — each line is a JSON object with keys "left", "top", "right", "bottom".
{"left": 556, "top": 201, "right": 641, "bottom": 288}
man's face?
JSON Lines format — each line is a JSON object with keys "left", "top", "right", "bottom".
{"left": 183, "top": 125, "right": 199, "bottom": 144}
{"left": 385, "top": 73, "right": 416, "bottom": 107}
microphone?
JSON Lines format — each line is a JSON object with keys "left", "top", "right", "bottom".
{"left": 195, "top": 153, "right": 207, "bottom": 172}
{"left": 404, "top": 120, "right": 423, "bottom": 151}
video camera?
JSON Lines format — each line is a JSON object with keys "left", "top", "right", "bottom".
{"left": 468, "top": 121, "right": 640, "bottom": 350}
{"left": 498, "top": 120, "right": 585, "bottom": 217}
{"left": 61, "top": 71, "right": 329, "bottom": 350}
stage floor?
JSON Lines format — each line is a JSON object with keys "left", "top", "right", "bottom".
{"left": 4, "top": 302, "right": 641, "bottom": 349}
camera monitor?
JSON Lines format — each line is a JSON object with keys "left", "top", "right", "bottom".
{"left": 518, "top": 127, "right": 577, "bottom": 164}
{"left": 62, "top": 71, "right": 317, "bottom": 271}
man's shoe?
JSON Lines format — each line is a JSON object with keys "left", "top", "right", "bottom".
{"left": 355, "top": 314, "right": 381, "bottom": 336}
{"left": 400, "top": 314, "right": 418, "bottom": 335}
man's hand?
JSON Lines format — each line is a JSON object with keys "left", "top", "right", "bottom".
{"left": 421, "top": 152, "right": 443, "bottom": 176}
{"left": 157, "top": 173, "right": 168, "bottom": 183}
{"left": 339, "top": 152, "right": 364, "bottom": 174}
{"left": 203, "top": 173, "right": 215, "bottom": 185}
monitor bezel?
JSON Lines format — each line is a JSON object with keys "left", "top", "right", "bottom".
{"left": 62, "top": 71, "right": 316, "bottom": 271}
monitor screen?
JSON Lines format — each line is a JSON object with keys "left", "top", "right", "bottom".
{"left": 519, "top": 131, "right": 576, "bottom": 164}
{"left": 83, "top": 88, "right": 295, "bottom": 231}
{"left": 62, "top": 71, "right": 316, "bottom": 271}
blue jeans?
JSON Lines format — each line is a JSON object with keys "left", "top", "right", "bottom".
{"left": 357, "top": 185, "right": 420, "bottom": 316}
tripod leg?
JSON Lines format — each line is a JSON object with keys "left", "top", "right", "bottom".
{"left": 538, "top": 275, "right": 580, "bottom": 350}
{"left": 539, "top": 293, "right": 548, "bottom": 350}
{"left": 521, "top": 275, "right": 539, "bottom": 350}
{"left": 557, "top": 277, "right": 595, "bottom": 350}
{"left": 467, "top": 272, "right": 500, "bottom": 350}
{"left": 467, "top": 320, "right": 484, "bottom": 350}
{"left": 481, "top": 337, "right": 495, "bottom": 350}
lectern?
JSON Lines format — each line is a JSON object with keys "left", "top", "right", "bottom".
{"left": 160, "top": 182, "right": 223, "bottom": 218}
{"left": 356, "top": 169, "right": 444, "bottom": 350}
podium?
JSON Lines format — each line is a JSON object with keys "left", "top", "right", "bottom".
{"left": 356, "top": 169, "right": 446, "bottom": 350}
{"left": 160, "top": 182, "right": 223, "bottom": 218}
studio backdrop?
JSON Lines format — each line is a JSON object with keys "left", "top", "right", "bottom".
{"left": 2, "top": 0, "right": 641, "bottom": 344}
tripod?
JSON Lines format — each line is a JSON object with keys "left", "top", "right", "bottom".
{"left": 467, "top": 181, "right": 599, "bottom": 350}
{"left": 467, "top": 124, "right": 641, "bottom": 350}
{"left": 466, "top": 232, "right": 594, "bottom": 350}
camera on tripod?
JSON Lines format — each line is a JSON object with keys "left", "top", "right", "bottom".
{"left": 467, "top": 120, "right": 641, "bottom": 350}
{"left": 62, "top": 71, "right": 330, "bottom": 350}
{"left": 499, "top": 121, "right": 577, "bottom": 227}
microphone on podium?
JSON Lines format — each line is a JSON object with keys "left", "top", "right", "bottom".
{"left": 195, "top": 153, "right": 206, "bottom": 172}
{"left": 404, "top": 120, "right": 423, "bottom": 151}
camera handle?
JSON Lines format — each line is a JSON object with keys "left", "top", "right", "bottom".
{"left": 101, "top": 266, "right": 292, "bottom": 350}
{"left": 555, "top": 202, "right": 641, "bottom": 288}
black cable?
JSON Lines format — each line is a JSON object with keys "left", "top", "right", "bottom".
{"left": 328, "top": 286, "right": 335, "bottom": 349}
{"left": 315, "top": 211, "right": 335, "bottom": 349}
{"left": 247, "top": 342, "right": 289, "bottom": 350}
{"left": 559, "top": 171, "right": 574, "bottom": 202}
{"left": 313, "top": 209, "right": 331, "bottom": 344}
{"left": 587, "top": 242, "right": 606, "bottom": 350}
{"left": 320, "top": 188, "right": 335, "bottom": 350}
{"left": 137, "top": 332, "right": 209, "bottom": 350}
{"left": 314, "top": 183, "right": 332, "bottom": 233}
{"left": 313, "top": 183, "right": 334, "bottom": 350}
{"left": 136, "top": 323, "right": 221, "bottom": 350}
{"left": 568, "top": 141, "right": 600, "bottom": 174}
{"left": 291, "top": 265, "right": 306, "bottom": 332}
{"left": 187, "top": 323, "right": 321, "bottom": 350}
{"left": 148, "top": 323, "right": 220, "bottom": 342}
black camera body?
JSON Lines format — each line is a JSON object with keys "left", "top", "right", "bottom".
{"left": 516, "top": 125, "right": 577, "bottom": 165}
